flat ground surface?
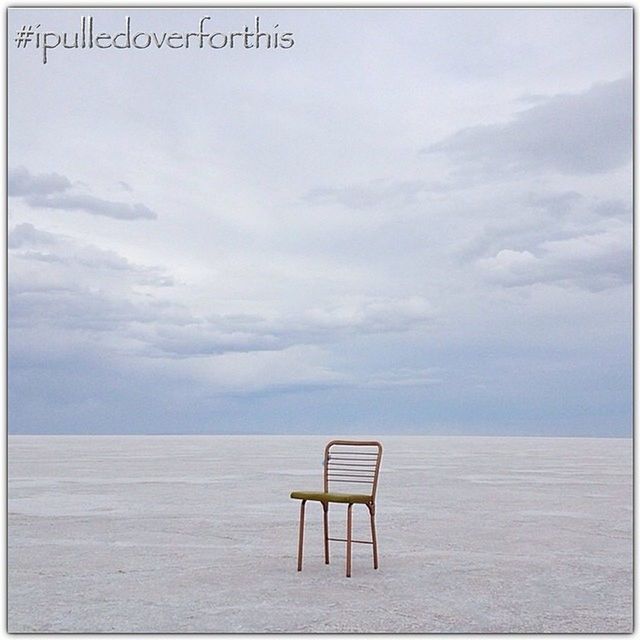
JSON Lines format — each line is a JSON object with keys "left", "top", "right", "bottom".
{"left": 8, "top": 435, "right": 632, "bottom": 633}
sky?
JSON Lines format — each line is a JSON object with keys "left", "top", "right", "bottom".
{"left": 8, "top": 8, "right": 632, "bottom": 435}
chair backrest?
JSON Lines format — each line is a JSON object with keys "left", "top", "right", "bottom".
{"left": 323, "top": 440, "right": 383, "bottom": 500}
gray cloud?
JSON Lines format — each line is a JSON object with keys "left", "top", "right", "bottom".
{"left": 426, "top": 77, "right": 631, "bottom": 176}
{"left": 136, "top": 296, "right": 434, "bottom": 359}
{"left": 455, "top": 185, "right": 631, "bottom": 269}
{"left": 8, "top": 222, "right": 59, "bottom": 248}
{"left": 9, "top": 223, "right": 173, "bottom": 291}
{"left": 9, "top": 166, "right": 157, "bottom": 220}
{"left": 8, "top": 166, "right": 71, "bottom": 196}
{"left": 526, "top": 191, "right": 583, "bottom": 213}
{"left": 26, "top": 193, "right": 157, "bottom": 220}
{"left": 9, "top": 224, "right": 432, "bottom": 363}
{"left": 17, "top": 246, "right": 174, "bottom": 286}
{"left": 10, "top": 288, "right": 156, "bottom": 332}
{"left": 593, "top": 199, "right": 631, "bottom": 219}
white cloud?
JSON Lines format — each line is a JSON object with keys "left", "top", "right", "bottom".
{"left": 478, "top": 224, "right": 630, "bottom": 290}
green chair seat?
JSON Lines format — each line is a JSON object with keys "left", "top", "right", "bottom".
{"left": 290, "top": 490, "right": 372, "bottom": 504}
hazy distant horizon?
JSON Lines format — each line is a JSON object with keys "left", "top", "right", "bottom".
{"left": 7, "top": 431, "right": 632, "bottom": 438}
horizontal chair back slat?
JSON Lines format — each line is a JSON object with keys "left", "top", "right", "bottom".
{"left": 328, "top": 461, "right": 376, "bottom": 467}
{"left": 323, "top": 440, "right": 383, "bottom": 499}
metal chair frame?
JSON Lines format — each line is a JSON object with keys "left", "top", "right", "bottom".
{"left": 293, "top": 439, "right": 383, "bottom": 578}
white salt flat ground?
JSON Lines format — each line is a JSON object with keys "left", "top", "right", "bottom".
{"left": 8, "top": 435, "right": 632, "bottom": 633}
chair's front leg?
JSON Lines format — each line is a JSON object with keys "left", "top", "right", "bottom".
{"left": 346, "top": 503, "right": 353, "bottom": 577}
{"left": 322, "top": 502, "right": 330, "bottom": 564}
{"left": 297, "top": 499, "right": 307, "bottom": 571}
{"left": 368, "top": 503, "right": 378, "bottom": 569}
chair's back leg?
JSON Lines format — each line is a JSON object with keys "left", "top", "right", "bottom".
{"left": 297, "top": 499, "right": 307, "bottom": 572}
{"left": 322, "top": 502, "right": 330, "bottom": 564}
{"left": 368, "top": 503, "right": 378, "bottom": 570}
{"left": 346, "top": 503, "right": 353, "bottom": 577}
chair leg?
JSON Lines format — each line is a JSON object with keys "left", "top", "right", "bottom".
{"left": 322, "top": 502, "right": 330, "bottom": 564}
{"left": 368, "top": 503, "right": 378, "bottom": 570}
{"left": 297, "top": 500, "right": 306, "bottom": 571}
{"left": 346, "top": 503, "right": 353, "bottom": 578}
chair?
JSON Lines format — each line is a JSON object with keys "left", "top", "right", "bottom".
{"left": 290, "top": 439, "right": 383, "bottom": 577}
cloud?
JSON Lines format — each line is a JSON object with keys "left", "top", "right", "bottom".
{"left": 26, "top": 193, "right": 157, "bottom": 220}
{"left": 478, "top": 224, "right": 631, "bottom": 291}
{"left": 453, "top": 184, "right": 631, "bottom": 268}
{"left": 8, "top": 166, "right": 71, "bottom": 196}
{"left": 9, "top": 224, "right": 435, "bottom": 390}
{"left": 9, "top": 167, "right": 157, "bottom": 220}
{"left": 526, "top": 191, "right": 583, "bottom": 213}
{"left": 9, "top": 223, "right": 433, "bottom": 370}
{"left": 304, "top": 180, "right": 435, "bottom": 210}
{"left": 593, "top": 199, "right": 631, "bottom": 219}
{"left": 8, "top": 222, "right": 59, "bottom": 248}
{"left": 145, "top": 351, "right": 443, "bottom": 397}
{"left": 9, "top": 223, "right": 173, "bottom": 295}
{"left": 17, "top": 246, "right": 174, "bottom": 286}
{"left": 133, "top": 295, "right": 434, "bottom": 359}
{"left": 426, "top": 77, "right": 631, "bottom": 177}
{"left": 153, "top": 345, "right": 349, "bottom": 395}
{"left": 359, "top": 367, "right": 442, "bottom": 389}
{"left": 301, "top": 296, "right": 433, "bottom": 334}
{"left": 136, "top": 322, "right": 283, "bottom": 358}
